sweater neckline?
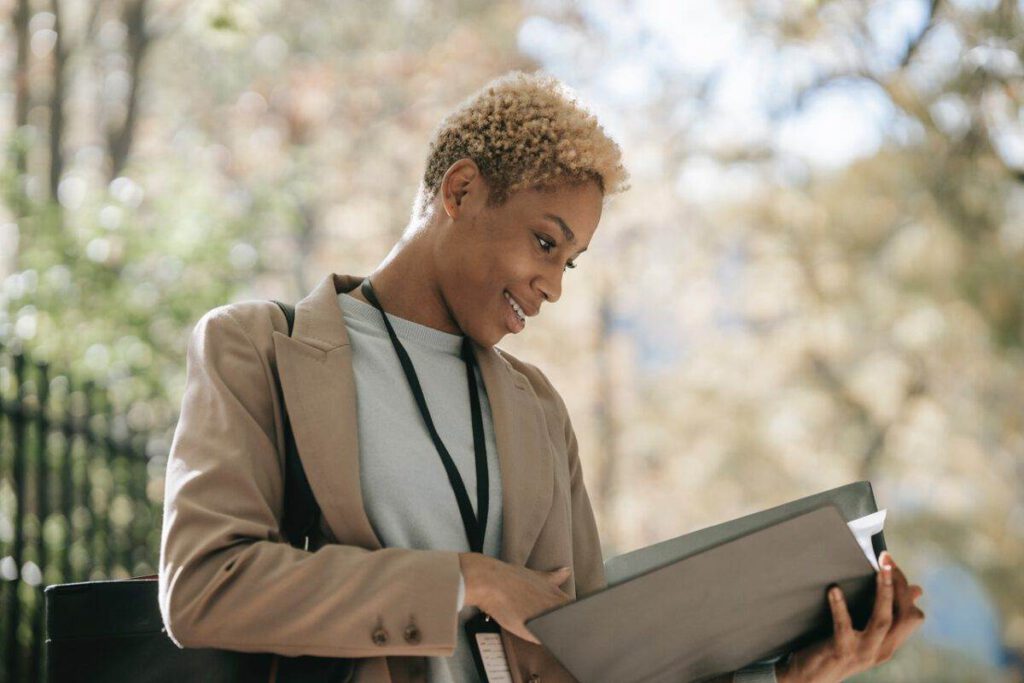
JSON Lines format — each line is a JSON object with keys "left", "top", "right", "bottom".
{"left": 338, "top": 292, "right": 465, "bottom": 356}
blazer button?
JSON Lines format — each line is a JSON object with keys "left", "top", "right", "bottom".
{"left": 371, "top": 626, "right": 389, "bottom": 646}
{"left": 404, "top": 623, "right": 422, "bottom": 644}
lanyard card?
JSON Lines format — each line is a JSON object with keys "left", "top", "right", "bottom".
{"left": 465, "top": 612, "right": 512, "bottom": 682}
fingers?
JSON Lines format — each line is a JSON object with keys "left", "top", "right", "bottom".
{"left": 863, "top": 551, "right": 896, "bottom": 655}
{"left": 889, "top": 560, "right": 910, "bottom": 619}
{"left": 891, "top": 562, "right": 925, "bottom": 614}
{"left": 503, "top": 619, "right": 542, "bottom": 645}
{"left": 545, "top": 566, "right": 572, "bottom": 588}
{"left": 827, "top": 585, "right": 856, "bottom": 653}
{"left": 547, "top": 568, "right": 573, "bottom": 605}
{"left": 484, "top": 564, "right": 578, "bottom": 648}
{"left": 544, "top": 569, "right": 577, "bottom": 602}
{"left": 531, "top": 566, "right": 573, "bottom": 609}
{"left": 875, "top": 556, "right": 927, "bottom": 664}
{"left": 888, "top": 559, "right": 927, "bottom": 628}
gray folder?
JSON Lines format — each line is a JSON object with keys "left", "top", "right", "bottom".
{"left": 525, "top": 481, "right": 886, "bottom": 683}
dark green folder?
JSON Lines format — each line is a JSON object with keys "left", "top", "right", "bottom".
{"left": 526, "top": 481, "right": 886, "bottom": 683}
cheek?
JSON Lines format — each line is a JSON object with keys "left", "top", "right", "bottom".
{"left": 496, "top": 244, "right": 537, "bottom": 278}
{"left": 476, "top": 252, "right": 522, "bottom": 287}
{"left": 460, "top": 235, "right": 535, "bottom": 297}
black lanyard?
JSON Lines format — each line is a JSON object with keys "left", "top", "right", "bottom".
{"left": 359, "top": 278, "right": 489, "bottom": 554}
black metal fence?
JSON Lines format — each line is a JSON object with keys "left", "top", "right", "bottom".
{"left": 0, "top": 341, "right": 163, "bottom": 683}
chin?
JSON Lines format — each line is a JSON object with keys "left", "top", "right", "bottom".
{"left": 475, "top": 331, "right": 502, "bottom": 349}
{"left": 468, "top": 322, "right": 504, "bottom": 349}
{"left": 462, "top": 302, "right": 515, "bottom": 348}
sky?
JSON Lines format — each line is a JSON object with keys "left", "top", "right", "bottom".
{"left": 519, "top": 0, "right": 958, "bottom": 171}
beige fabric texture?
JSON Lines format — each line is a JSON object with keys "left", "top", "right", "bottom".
{"left": 158, "top": 272, "right": 604, "bottom": 682}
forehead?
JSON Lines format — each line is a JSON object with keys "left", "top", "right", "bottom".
{"left": 502, "top": 182, "right": 603, "bottom": 241}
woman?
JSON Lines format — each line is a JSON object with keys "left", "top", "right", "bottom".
{"left": 158, "top": 71, "right": 924, "bottom": 683}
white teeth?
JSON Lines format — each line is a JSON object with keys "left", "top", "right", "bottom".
{"left": 504, "top": 291, "right": 525, "bottom": 322}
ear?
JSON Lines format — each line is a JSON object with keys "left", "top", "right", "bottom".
{"left": 441, "top": 158, "right": 482, "bottom": 218}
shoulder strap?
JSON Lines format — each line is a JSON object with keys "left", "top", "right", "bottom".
{"left": 271, "top": 300, "right": 323, "bottom": 551}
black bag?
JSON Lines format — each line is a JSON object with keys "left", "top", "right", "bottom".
{"left": 44, "top": 301, "right": 355, "bottom": 682}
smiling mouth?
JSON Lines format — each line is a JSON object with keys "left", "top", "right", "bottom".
{"left": 504, "top": 290, "right": 526, "bottom": 323}
{"left": 502, "top": 290, "right": 527, "bottom": 333}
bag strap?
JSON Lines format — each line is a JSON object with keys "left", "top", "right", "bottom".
{"left": 271, "top": 300, "right": 323, "bottom": 552}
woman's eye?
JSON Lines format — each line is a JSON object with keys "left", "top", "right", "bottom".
{"left": 536, "top": 234, "right": 577, "bottom": 271}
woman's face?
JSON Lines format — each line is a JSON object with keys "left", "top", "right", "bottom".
{"left": 437, "top": 170, "right": 604, "bottom": 348}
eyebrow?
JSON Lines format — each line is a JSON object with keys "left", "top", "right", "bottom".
{"left": 542, "top": 213, "right": 588, "bottom": 256}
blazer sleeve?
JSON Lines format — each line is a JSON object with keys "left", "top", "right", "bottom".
{"left": 158, "top": 306, "right": 462, "bottom": 658}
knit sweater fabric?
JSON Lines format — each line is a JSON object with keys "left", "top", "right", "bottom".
{"left": 338, "top": 292, "right": 501, "bottom": 683}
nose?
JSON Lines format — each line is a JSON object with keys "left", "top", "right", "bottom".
{"left": 536, "top": 269, "right": 563, "bottom": 305}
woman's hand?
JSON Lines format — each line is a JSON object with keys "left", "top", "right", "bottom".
{"left": 458, "top": 552, "right": 572, "bottom": 644}
{"left": 776, "top": 551, "right": 926, "bottom": 683}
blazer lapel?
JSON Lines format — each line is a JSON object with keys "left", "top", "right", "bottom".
{"left": 472, "top": 340, "right": 554, "bottom": 566}
{"left": 273, "top": 273, "right": 382, "bottom": 551}
{"left": 274, "top": 272, "right": 554, "bottom": 567}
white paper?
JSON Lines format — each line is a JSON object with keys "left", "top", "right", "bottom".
{"left": 846, "top": 509, "right": 886, "bottom": 570}
{"left": 474, "top": 632, "right": 513, "bottom": 682}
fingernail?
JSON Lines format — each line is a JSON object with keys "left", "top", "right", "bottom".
{"left": 830, "top": 587, "right": 841, "bottom": 601}
{"left": 883, "top": 564, "right": 893, "bottom": 586}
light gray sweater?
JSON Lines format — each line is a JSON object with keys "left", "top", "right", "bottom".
{"left": 338, "top": 292, "right": 501, "bottom": 683}
{"left": 337, "top": 292, "right": 779, "bottom": 683}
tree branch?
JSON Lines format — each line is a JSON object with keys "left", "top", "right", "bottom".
{"left": 106, "top": 0, "right": 152, "bottom": 179}
{"left": 900, "top": 0, "right": 943, "bottom": 68}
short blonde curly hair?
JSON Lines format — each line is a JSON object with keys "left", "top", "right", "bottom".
{"left": 416, "top": 70, "right": 630, "bottom": 216}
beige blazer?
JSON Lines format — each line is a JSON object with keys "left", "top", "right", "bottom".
{"left": 158, "top": 272, "right": 606, "bottom": 682}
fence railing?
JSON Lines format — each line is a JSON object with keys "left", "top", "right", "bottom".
{"left": 0, "top": 341, "right": 162, "bottom": 683}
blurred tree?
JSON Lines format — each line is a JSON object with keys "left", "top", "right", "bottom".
{"left": 1, "top": 0, "right": 1021, "bottom": 679}
{"left": 516, "top": 0, "right": 1023, "bottom": 676}
{"left": 0, "top": 0, "right": 538, "bottom": 489}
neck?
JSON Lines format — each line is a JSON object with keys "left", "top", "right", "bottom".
{"left": 357, "top": 230, "right": 462, "bottom": 336}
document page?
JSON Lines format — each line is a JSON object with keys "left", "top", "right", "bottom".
{"left": 847, "top": 509, "right": 886, "bottom": 570}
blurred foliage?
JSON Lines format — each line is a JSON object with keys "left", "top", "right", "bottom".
{"left": 1, "top": 0, "right": 1022, "bottom": 680}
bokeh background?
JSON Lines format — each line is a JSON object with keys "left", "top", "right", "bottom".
{"left": 1, "top": 0, "right": 1022, "bottom": 681}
